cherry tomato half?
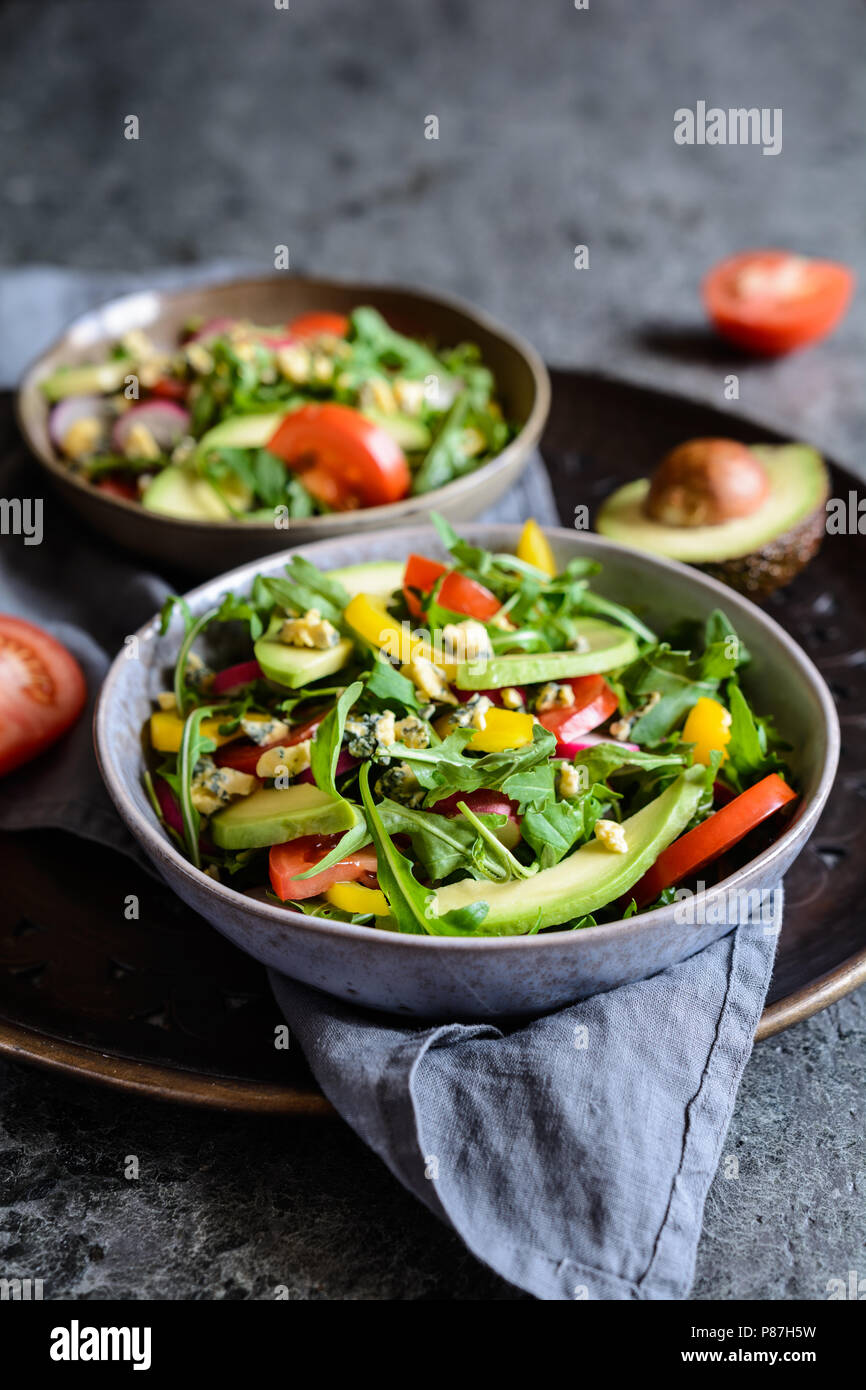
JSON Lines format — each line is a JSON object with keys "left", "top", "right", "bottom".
{"left": 0, "top": 616, "right": 87, "bottom": 777}
{"left": 534, "top": 675, "right": 619, "bottom": 747}
{"left": 286, "top": 311, "right": 350, "bottom": 340}
{"left": 269, "top": 835, "right": 379, "bottom": 902}
{"left": 632, "top": 773, "right": 797, "bottom": 906}
{"left": 402, "top": 553, "right": 500, "bottom": 621}
{"left": 703, "top": 250, "right": 855, "bottom": 355}
{"left": 267, "top": 403, "right": 410, "bottom": 509}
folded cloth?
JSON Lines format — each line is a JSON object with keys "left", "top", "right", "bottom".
{"left": 271, "top": 904, "right": 777, "bottom": 1301}
{"left": 0, "top": 266, "right": 777, "bottom": 1302}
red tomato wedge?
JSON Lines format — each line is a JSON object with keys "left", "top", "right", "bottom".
{"left": 402, "top": 553, "right": 500, "bottom": 620}
{"left": 149, "top": 375, "right": 188, "bottom": 401}
{"left": 535, "top": 675, "right": 619, "bottom": 747}
{"left": 96, "top": 476, "right": 138, "bottom": 502}
{"left": 286, "top": 311, "right": 350, "bottom": 340}
{"left": 214, "top": 711, "right": 326, "bottom": 776}
{"left": 0, "top": 616, "right": 87, "bottom": 777}
{"left": 269, "top": 835, "right": 379, "bottom": 902}
{"left": 267, "top": 403, "right": 410, "bottom": 509}
{"left": 703, "top": 250, "right": 855, "bottom": 355}
{"left": 632, "top": 773, "right": 797, "bottom": 906}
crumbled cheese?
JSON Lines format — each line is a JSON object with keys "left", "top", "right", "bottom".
{"left": 61, "top": 417, "right": 103, "bottom": 460}
{"left": 241, "top": 716, "right": 290, "bottom": 747}
{"left": 137, "top": 355, "right": 173, "bottom": 388}
{"left": 569, "top": 634, "right": 591, "bottom": 654}
{"left": 123, "top": 422, "right": 162, "bottom": 461}
{"left": 400, "top": 655, "right": 456, "bottom": 704}
{"left": 441, "top": 620, "right": 492, "bottom": 663}
{"left": 156, "top": 691, "right": 177, "bottom": 711}
{"left": 360, "top": 377, "right": 397, "bottom": 415}
{"left": 185, "top": 342, "right": 215, "bottom": 375}
{"left": 535, "top": 682, "right": 575, "bottom": 713}
{"left": 594, "top": 819, "right": 628, "bottom": 854}
{"left": 185, "top": 651, "right": 214, "bottom": 693}
{"left": 255, "top": 740, "right": 312, "bottom": 780}
{"left": 190, "top": 757, "right": 255, "bottom": 816}
{"left": 393, "top": 378, "right": 426, "bottom": 415}
{"left": 501, "top": 686, "right": 525, "bottom": 710}
{"left": 441, "top": 693, "right": 493, "bottom": 732}
{"left": 345, "top": 711, "right": 397, "bottom": 759}
{"left": 375, "top": 761, "right": 425, "bottom": 808}
{"left": 171, "top": 436, "right": 197, "bottom": 466}
{"left": 311, "top": 353, "right": 334, "bottom": 384}
{"left": 279, "top": 608, "right": 340, "bottom": 650}
{"left": 460, "top": 426, "right": 486, "bottom": 458}
{"left": 557, "top": 763, "right": 585, "bottom": 799}
{"left": 609, "top": 690, "right": 660, "bottom": 741}
{"left": 275, "top": 344, "right": 311, "bottom": 384}
{"left": 394, "top": 715, "right": 430, "bottom": 749}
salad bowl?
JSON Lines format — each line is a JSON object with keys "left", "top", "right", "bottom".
{"left": 94, "top": 525, "right": 838, "bottom": 1020}
{"left": 17, "top": 276, "right": 549, "bottom": 575}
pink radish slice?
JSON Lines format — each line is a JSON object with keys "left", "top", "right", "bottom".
{"left": 435, "top": 789, "right": 522, "bottom": 849}
{"left": 112, "top": 401, "right": 191, "bottom": 453}
{"left": 49, "top": 396, "right": 113, "bottom": 452}
{"left": 553, "top": 734, "right": 639, "bottom": 758}
{"left": 186, "top": 316, "right": 238, "bottom": 345}
{"left": 296, "top": 749, "right": 359, "bottom": 786}
{"left": 211, "top": 660, "right": 263, "bottom": 695}
{"left": 454, "top": 686, "right": 526, "bottom": 707}
{"left": 154, "top": 776, "right": 215, "bottom": 852}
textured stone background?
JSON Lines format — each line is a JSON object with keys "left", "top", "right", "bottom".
{"left": 0, "top": 0, "right": 864, "bottom": 1300}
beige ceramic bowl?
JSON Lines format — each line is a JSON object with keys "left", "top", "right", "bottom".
{"left": 17, "top": 275, "right": 550, "bottom": 575}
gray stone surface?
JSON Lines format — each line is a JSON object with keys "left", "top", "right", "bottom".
{"left": 0, "top": 0, "right": 863, "bottom": 1300}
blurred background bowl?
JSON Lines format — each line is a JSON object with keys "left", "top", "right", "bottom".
{"left": 16, "top": 275, "right": 550, "bottom": 575}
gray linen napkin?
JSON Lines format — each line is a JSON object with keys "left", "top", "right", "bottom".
{"left": 0, "top": 267, "right": 777, "bottom": 1301}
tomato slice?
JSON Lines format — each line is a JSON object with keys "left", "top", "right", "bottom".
{"left": 403, "top": 553, "right": 447, "bottom": 617}
{"left": 402, "top": 553, "right": 500, "bottom": 621}
{"left": 632, "top": 773, "right": 797, "bottom": 906}
{"left": 269, "top": 835, "right": 379, "bottom": 902}
{"left": 0, "top": 616, "right": 87, "bottom": 777}
{"left": 214, "top": 711, "right": 326, "bottom": 776}
{"left": 149, "top": 375, "right": 188, "bottom": 401}
{"left": 703, "top": 250, "right": 855, "bottom": 355}
{"left": 286, "top": 311, "right": 350, "bottom": 340}
{"left": 535, "top": 676, "right": 618, "bottom": 746}
{"left": 267, "top": 403, "right": 410, "bottom": 509}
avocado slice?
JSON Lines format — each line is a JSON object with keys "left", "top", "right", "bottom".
{"left": 455, "top": 618, "right": 638, "bottom": 690}
{"left": 254, "top": 616, "right": 353, "bottom": 689}
{"left": 211, "top": 782, "right": 361, "bottom": 850}
{"left": 328, "top": 560, "right": 404, "bottom": 605}
{"left": 430, "top": 766, "right": 706, "bottom": 934}
{"left": 141, "top": 466, "right": 252, "bottom": 520}
{"left": 596, "top": 445, "right": 829, "bottom": 598}
{"left": 360, "top": 409, "right": 431, "bottom": 452}
{"left": 41, "top": 358, "right": 134, "bottom": 401}
{"left": 194, "top": 412, "right": 285, "bottom": 458}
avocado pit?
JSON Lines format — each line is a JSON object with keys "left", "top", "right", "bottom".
{"left": 645, "top": 438, "right": 770, "bottom": 528}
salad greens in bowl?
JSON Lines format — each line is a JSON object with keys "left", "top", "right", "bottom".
{"left": 95, "top": 522, "right": 838, "bottom": 1019}
{"left": 18, "top": 277, "right": 548, "bottom": 574}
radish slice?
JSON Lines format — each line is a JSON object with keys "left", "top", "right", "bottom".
{"left": 112, "top": 400, "right": 191, "bottom": 453}
{"left": 212, "top": 660, "right": 263, "bottom": 696}
{"left": 186, "top": 316, "right": 238, "bottom": 345}
{"left": 553, "top": 734, "right": 639, "bottom": 758}
{"left": 435, "top": 790, "right": 518, "bottom": 819}
{"left": 154, "top": 776, "right": 215, "bottom": 852}
{"left": 49, "top": 396, "right": 113, "bottom": 452}
{"left": 296, "top": 749, "right": 359, "bottom": 785}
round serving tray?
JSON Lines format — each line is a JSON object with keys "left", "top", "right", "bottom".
{"left": 1, "top": 370, "right": 863, "bottom": 1111}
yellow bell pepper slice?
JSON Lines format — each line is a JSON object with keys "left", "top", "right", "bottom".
{"left": 344, "top": 593, "right": 457, "bottom": 678}
{"left": 466, "top": 708, "right": 535, "bottom": 752}
{"left": 516, "top": 518, "right": 557, "bottom": 577}
{"left": 149, "top": 710, "right": 251, "bottom": 754}
{"left": 682, "top": 696, "right": 732, "bottom": 767}
{"left": 325, "top": 882, "right": 390, "bottom": 917}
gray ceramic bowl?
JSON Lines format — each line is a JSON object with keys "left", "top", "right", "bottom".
{"left": 17, "top": 276, "right": 549, "bottom": 575}
{"left": 94, "top": 525, "right": 839, "bottom": 1020}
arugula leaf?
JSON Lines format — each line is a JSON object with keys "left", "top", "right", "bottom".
{"left": 263, "top": 556, "right": 351, "bottom": 630}
{"left": 382, "top": 723, "right": 556, "bottom": 806}
{"left": 568, "top": 742, "right": 690, "bottom": 786}
{"left": 455, "top": 800, "right": 535, "bottom": 881}
{"left": 521, "top": 786, "right": 610, "bottom": 868}
{"left": 363, "top": 654, "right": 419, "bottom": 711}
{"left": 412, "top": 394, "right": 472, "bottom": 495}
{"left": 178, "top": 705, "right": 217, "bottom": 869}
{"left": 310, "top": 681, "right": 363, "bottom": 797}
{"left": 723, "top": 681, "right": 788, "bottom": 791}
{"left": 358, "top": 765, "right": 489, "bottom": 935}
{"left": 618, "top": 645, "right": 719, "bottom": 744}
{"left": 378, "top": 800, "right": 513, "bottom": 882}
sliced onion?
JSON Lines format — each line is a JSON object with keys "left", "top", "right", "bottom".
{"left": 112, "top": 400, "right": 191, "bottom": 453}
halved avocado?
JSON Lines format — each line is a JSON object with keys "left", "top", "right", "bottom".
{"left": 254, "top": 615, "right": 353, "bottom": 689}
{"left": 431, "top": 766, "right": 706, "bottom": 934}
{"left": 455, "top": 618, "right": 638, "bottom": 690}
{"left": 328, "top": 560, "right": 404, "bottom": 604}
{"left": 141, "top": 466, "right": 253, "bottom": 520}
{"left": 596, "top": 445, "right": 829, "bottom": 599}
{"left": 211, "top": 783, "right": 360, "bottom": 850}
